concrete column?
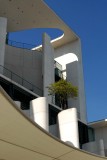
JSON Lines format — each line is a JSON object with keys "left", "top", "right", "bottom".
{"left": 99, "top": 139, "right": 105, "bottom": 156}
{"left": 66, "top": 61, "right": 80, "bottom": 119}
{"left": 30, "top": 97, "right": 49, "bottom": 131}
{"left": 58, "top": 108, "right": 79, "bottom": 148}
{"left": 0, "top": 17, "right": 7, "bottom": 70}
{"left": 42, "top": 33, "right": 54, "bottom": 103}
{"left": 66, "top": 60, "right": 87, "bottom": 123}
{"left": 75, "top": 39, "right": 87, "bottom": 123}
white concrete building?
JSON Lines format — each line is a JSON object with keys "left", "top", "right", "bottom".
{"left": 0, "top": 0, "right": 106, "bottom": 157}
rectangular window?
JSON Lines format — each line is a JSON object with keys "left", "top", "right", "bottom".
{"left": 78, "top": 121, "right": 95, "bottom": 148}
{"left": 49, "top": 104, "right": 60, "bottom": 125}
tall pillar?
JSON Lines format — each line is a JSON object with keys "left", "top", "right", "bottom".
{"left": 0, "top": 17, "right": 7, "bottom": 69}
{"left": 30, "top": 97, "right": 49, "bottom": 131}
{"left": 42, "top": 33, "right": 54, "bottom": 103}
{"left": 66, "top": 60, "right": 87, "bottom": 123}
{"left": 66, "top": 61, "right": 80, "bottom": 119}
{"left": 99, "top": 139, "right": 105, "bottom": 156}
{"left": 58, "top": 108, "right": 79, "bottom": 148}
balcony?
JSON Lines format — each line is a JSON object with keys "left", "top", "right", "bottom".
{"left": 0, "top": 65, "right": 43, "bottom": 96}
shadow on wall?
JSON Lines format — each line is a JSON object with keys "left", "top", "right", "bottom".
{"left": 65, "top": 141, "right": 75, "bottom": 147}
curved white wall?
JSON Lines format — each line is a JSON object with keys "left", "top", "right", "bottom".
{"left": 58, "top": 108, "right": 79, "bottom": 148}
{"left": 82, "top": 139, "right": 105, "bottom": 156}
{"left": 30, "top": 97, "right": 49, "bottom": 131}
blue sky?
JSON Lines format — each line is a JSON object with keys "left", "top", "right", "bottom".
{"left": 9, "top": 0, "right": 107, "bottom": 122}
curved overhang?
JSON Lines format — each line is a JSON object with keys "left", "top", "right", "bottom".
{"left": 0, "top": 0, "right": 78, "bottom": 48}
{"left": 89, "top": 119, "right": 107, "bottom": 129}
{"left": 0, "top": 86, "right": 107, "bottom": 160}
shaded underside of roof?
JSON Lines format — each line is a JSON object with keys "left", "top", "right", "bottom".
{"left": 89, "top": 119, "right": 107, "bottom": 129}
{"left": 0, "top": 0, "right": 78, "bottom": 48}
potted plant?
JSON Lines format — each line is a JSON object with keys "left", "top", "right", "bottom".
{"left": 47, "top": 79, "right": 78, "bottom": 109}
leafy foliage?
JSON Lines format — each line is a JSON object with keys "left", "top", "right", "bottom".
{"left": 47, "top": 79, "right": 78, "bottom": 109}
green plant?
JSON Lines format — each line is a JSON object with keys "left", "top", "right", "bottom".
{"left": 47, "top": 79, "right": 78, "bottom": 109}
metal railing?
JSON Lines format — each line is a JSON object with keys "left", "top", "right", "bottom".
{"left": 54, "top": 60, "right": 62, "bottom": 71}
{"left": 6, "top": 38, "right": 36, "bottom": 50}
{"left": 0, "top": 65, "right": 43, "bottom": 96}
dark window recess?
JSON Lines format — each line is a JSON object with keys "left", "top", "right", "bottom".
{"left": 78, "top": 121, "right": 95, "bottom": 149}
{"left": 49, "top": 104, "right": 60, "bottom": 125}
{"left": 21, "top": 101, "right": 30, "bottom": 110}
{"left": 55, "top": 94, "right": 68, "bottom": 109}
{"left": 54, "top": 60, "right": 62, "bottom": 82}
{"left": 55, "top": 68, "right": 62, "bottom": 82}
{"left": 0, "top": 76, "right": 36, "bottom": 110}
{"left": 55, "top": 94, "right": 61, "bottom": 108}
{"left": 88, "top": 127, "right": 95, "bottom": 142}
{"left": 78, "top": 121, "right": 89, "bottom": 148}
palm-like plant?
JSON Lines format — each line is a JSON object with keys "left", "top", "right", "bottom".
{"left": 47, "top": 79, "right": 78, "bottom": 109}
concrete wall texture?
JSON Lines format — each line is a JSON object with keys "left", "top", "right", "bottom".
{"left": 94, "top": 126, "right": 107, "bottom": 156}
{"left": 83, "top": 139, "right": 105, "bottom": 156}
{"left": 4, "top": 45, "right": 43, "bottom": 93}
{"left": 0, "top": 17, "right": 7, "bottom": 67}
{"left": 66, "top": 61, "right": 80, "bottom": 119}
{"left": 42, "top": 33, "right": 54, "bottom": 103}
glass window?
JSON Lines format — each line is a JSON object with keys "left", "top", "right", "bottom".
{"left": 49, "top": 104, "right": 60, "bottom": 125}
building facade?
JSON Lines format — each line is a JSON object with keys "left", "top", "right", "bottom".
{"left": 0, "top": 0, "right": 106, "bottom": 157}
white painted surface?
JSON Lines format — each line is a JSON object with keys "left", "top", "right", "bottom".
{"left": 82, "top": 139, "right": 105, "bottom": 156}
{"left": 30, "top": 97, "right": 49, "bottom": 131}
{"left": 82, "top": 141, "right": 98, "bottom": 155}
{"left": 99, "top": 139, "right": 105, "bottom": 156}
{"left": 0, "top": 17, "right": 7, "bottom": 69}
{"left": 92, "top": 126, "right": 107, "bottom": 156}
{"left": 42, "top": 33, "right": 54, "bottom": 103}
{"left": 58, "top": 108, "right": 79, "bottom": 148}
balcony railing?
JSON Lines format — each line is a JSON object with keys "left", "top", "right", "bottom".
{"left": 54, "top": 60, "right": 62, "bottom": 71}
{"left": 0, "top": 65, "right": 43, "bottom": 96}
{"left": 6, "top": 38, "right": 36, "bottom": 50}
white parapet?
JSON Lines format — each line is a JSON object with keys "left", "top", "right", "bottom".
{"left": 82, "top": 139, "right": 105, "bottom": 156}
{"left": 30, "top": 97, "right": 49, "bottom": 131}
{"left": 82, "top": 141, "right": 98, "bottom": 155}
{"left": 58, "top": 108, "right": 79, "bottom": 148}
